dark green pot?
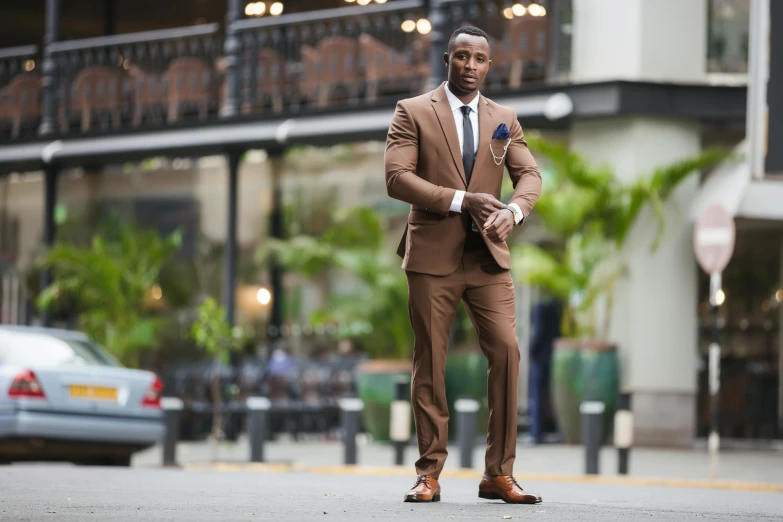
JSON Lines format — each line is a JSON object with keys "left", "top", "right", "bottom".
{"left": 551, "top": 339, "right": 620, "bottom": 445}
{"left": 355, "top": 359, "right": 412, "bottom": 443}
{"left": 445, "top": 352, "right": 489, "bottom": 441}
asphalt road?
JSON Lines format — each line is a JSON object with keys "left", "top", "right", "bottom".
{"left": 2, "top": 465, "right": 782, "bottom": 521}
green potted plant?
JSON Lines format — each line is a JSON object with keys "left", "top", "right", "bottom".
{"left": 37, "top": 218, "right": 182, "bottom": 367}
{"left": 512, "top": 136, "right": 730, "bottom": 443}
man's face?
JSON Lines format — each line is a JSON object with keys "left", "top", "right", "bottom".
{"left": 444, "top": 33, "right": 491, "bottom": 95}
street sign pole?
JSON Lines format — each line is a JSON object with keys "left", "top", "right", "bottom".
{"left": 694, "top": 204, "right": 735, "bottom": 480}
{"left": 708, "top": 271, "right": 722, "bottom": 478}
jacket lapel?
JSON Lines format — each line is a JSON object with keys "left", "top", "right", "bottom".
{"left": 431, "top": 85, "right": 467, "bottom": 188}
{"left": 469, "top": 95, "right": 495, "bottom": 190}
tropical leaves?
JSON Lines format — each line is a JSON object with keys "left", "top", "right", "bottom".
{"left": 256, "top": 205, "right": 413, "bottom": 359}
{"left": 37, "top": 219, "right": 183, "bottom": 366}
{"left": 513, "top": 135, "right": 731, "bottom": 339}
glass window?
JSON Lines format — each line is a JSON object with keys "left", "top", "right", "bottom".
{"left": 708, "top": 0, "right": 750, "bottom": 73}
{"left": 0, "top": 333, "right": 121, "bottom": 368}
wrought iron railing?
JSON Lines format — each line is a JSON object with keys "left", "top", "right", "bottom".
{"left": 230, "top": 0, "right": 429, "bottom": 115}
{"left": 46, "top": 24, "right": 221, "bottom": 135}
{"left": 0, "top": 46, "right": 41, "bottom": 140}
{"left": 0, "top": 0, "right": 562, "bottom": 141}
{"left": 228, "top": 0, "right": 556, "bottom": 115}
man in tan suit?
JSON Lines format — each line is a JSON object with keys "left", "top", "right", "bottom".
{"left": 384, "top": 26, "right": 542, "bottom": 504}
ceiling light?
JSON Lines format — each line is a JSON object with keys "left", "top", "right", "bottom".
{"left": 245, "top": 2, "right": 265, "bottom": 16}
{"left": 257, "top": 287, "right": 271, "bottom": 305}
{"left": 401, "top": 19, "right": 416, "bottom": 32}
{"left": 270, "top": 2, "right": 283, "bottom": 16}
{"left": 357, "top": 0, "right": 371, "bottom": 5}
{"left": 374, "top": 0, "right": 388, "bottom": 3}
{"left": 416, "top": 18, "right": 432, "bottom": 34}
{"left": 512, "top": 3, "right": 526, "bottom": 16}
{"left": 503, "top": 7, "right": 514, "bottom": 19}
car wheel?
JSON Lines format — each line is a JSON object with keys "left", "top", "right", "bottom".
{"left": 106, "top": 455, "right": 132, "bottom": 467}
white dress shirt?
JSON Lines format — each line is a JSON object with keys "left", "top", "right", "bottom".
{"left": 443, "top": 83, "right": 523, "bottom": 224}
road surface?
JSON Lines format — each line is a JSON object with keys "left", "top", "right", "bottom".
{"left": 2, "top": 464, "right": 782, "bottom": 521}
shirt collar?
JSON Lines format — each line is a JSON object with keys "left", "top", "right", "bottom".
{"left": 444, "top": 82, "right": 480, "bottom": 115}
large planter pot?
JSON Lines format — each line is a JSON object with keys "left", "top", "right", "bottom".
{"left": 445, "top": 352, "right": 489, "bottom": 441}
{"left": 552, "top": 339, "right": 619, "bottom": 445}
{"left": 355, "top": 359, "right": 412, "bottom": 443}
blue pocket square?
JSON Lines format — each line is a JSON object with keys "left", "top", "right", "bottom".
{"left": 492, "top": 123, "right": 510, "bottom": 140}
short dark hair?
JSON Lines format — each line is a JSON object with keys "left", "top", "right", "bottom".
{"left": 447, "top": 26, "right": 490, "bottom": 53}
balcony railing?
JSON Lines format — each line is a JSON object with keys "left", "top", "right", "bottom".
{"left": 0, "top": 0, "right": 560, "bottom": 143}
{"left": 48, "top": 24, "right": 221, "bottom": 135}
{"left": 0, "top": 46, "right": 40, "bottom": 140}
{"left": 230, "top": 0, "right": 554, "bottom": 115}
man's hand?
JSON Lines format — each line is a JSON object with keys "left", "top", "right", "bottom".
{"left": 483, "top": 209, "right": 514, "bottom": 243}
{"left": 462, "top": 192, "right": 506, "bottom": 225}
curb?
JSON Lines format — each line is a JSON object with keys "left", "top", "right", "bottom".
{"left": 182, "top": 463, "right": 783, "bottom": 493}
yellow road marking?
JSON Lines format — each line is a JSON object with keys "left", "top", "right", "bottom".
{"left": 182, "top": 463, "right": 783, "bottom": 493}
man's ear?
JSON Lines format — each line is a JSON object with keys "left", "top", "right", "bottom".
{"left": 443, "top": 52, "right": 449, "bottom": 68}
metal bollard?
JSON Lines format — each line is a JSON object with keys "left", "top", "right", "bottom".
{"left": 339, "top": 398, "right": 364, "bottom": 466}
{"left": 455, "top": 398, "right": 479, "bottom": 469}
{"left": 580, "top": 400, "right": 605, "bottom": 475}
{"left": 161, "top": 397, "right": 184, "bottom": 468}
{"left": 389, "top": 377, "right": 411, "bottom": 466}
{"left": 614, "top": 393, "right": 633, "bottom": 475}
{"left": 247, "top": 397, "right": 271, "bottom": 463}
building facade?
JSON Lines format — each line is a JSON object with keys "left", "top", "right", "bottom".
{"left": 0, "top": 0, "right": 780, "bottom": 446}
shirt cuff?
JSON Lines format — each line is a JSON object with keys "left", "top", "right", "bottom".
{"left": 507, "top": 203, "right": 524, "bottom": 225}
{"left": 450, "top": 190, "right": 465, "bottom": 213}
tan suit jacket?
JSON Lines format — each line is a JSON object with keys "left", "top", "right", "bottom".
{"left": 384, "top": 83, "right": 542, "bottom": 276}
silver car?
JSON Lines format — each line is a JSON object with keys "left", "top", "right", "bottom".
{"left": 0, "top": 326, "right": 165, "bottom": 466}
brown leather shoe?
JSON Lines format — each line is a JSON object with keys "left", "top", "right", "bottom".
{"left": 404, "top": 475, "right": 441, "bottom": 502}
{"left": 478, "top": 474, "right": 542, "bottom": 504}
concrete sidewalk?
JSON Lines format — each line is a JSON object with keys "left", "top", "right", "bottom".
{"left": 132, "top": 435, "right": 783, "bottom": 486}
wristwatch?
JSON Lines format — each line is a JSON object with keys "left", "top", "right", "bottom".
{"left": 506, "top": 205, "right": 524, "bottom": 225}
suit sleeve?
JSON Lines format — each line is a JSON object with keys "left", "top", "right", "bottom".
{"left": 505, "top": 110, "right": 542, "bottom": 217}
{"left": 385, "top": 101, "right": 456, "bottom": 217}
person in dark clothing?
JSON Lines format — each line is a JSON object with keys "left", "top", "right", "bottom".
{"left": 527, "top": 296, "right": 562, "bottom": 443}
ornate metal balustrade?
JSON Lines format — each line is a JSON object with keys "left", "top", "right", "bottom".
{"left": 0, "top": 46, "right": 41, "bottom": 140}
{"left": 45, "top": 24, "right": 221, "bottom": 136}
{"left": 228, "top": 0, "right": 555, "bottom": 116}
{"left": 0, "top": 0, "right": 561, "bottom": 142}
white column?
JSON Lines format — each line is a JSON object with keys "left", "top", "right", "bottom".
{"left": 572, "top": 0, "right": 707, "bottom": 83}
{"left": 569, "top": 0, "right": 709, "bottom": 446}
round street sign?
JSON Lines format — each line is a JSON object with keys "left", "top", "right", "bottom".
{"left": 694, "top": 204, "right": 736, "bottom": 274}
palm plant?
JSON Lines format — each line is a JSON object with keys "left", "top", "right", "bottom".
{"left": 37, "top": 218, "right": 183, "bottom": 367}
{"left": 257, "top": 205, "right": 413, "bottom": 359}
{"left": 512, "top": 135, "right": 731, "bottom": 340}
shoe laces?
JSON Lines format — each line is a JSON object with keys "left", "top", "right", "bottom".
{"left": 506, "top": 475, "right": 523, "bottom": 490}
{"left": 414, "top": 475, "right": 431, "bottom": 488}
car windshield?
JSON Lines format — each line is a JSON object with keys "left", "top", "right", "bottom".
{"left": 0, "top": 335, "right": 122, "bottom": 368}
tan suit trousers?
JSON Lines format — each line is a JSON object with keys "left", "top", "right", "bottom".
{"left": 406, "top": 235, "right": 520, "bottom": 479}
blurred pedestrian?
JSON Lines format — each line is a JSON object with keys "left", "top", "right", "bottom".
{"left": 527, "top": 295, "right": 562, "bottom": 444}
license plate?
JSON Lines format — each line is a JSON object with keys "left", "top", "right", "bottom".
{"left": 69, "top": 385, "right": 118, "bottom": 401}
